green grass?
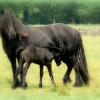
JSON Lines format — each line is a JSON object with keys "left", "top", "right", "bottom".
{"left": 0, "top": 35, "right": 100, "bottom": 99}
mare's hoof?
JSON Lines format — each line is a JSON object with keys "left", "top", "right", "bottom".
{"left": 11, "top": 80, "right": 20, "bottom": 89}
{"left": 73, "top": 82, "right": 83, "bottom": 87}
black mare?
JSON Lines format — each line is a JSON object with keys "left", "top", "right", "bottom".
{"left": 0, "top": 10, "right": 89, "bottom": 88}
{"left": 0, "top": 11, "right": 25, "bottom": 88}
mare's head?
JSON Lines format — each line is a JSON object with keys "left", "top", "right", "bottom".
{"left": 0, "top": 10, "right": 16, "bottom": 39}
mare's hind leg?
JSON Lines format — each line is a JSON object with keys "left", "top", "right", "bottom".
{"left": 62, "top": 55, "right": 83, "bottom": 86}
{"left": 73, "top": 56, "right": 83, "bottom": 87}
{"left": 39, "top": 65, "right": 43, "bottom": 88}
{"left": 46, "top": 63, "right": 55, "bottom": 87}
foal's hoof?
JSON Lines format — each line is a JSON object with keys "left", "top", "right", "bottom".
{"left": 22, "top": 83, "right": 28, "bottom": 89}
{"left": 22, "top": 85, "right": 27, "bottom": 89}
{"left": 53, "top": 84, "right": 56, "bottom": 88}
{"left": 19, "top": 82, "right": 28, "bottom": 88}
{"left": 39, "top": 84, "right": 42, "bottom": 88}
{"left": 63, "top": 77, "right": 71, "bottom": 85}
{"left": 73, "top": 82, "right": 83, "bottom": 87}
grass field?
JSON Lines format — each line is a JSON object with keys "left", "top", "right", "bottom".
{"left": 0, "top": 34, "right": 100, "bottom": 100}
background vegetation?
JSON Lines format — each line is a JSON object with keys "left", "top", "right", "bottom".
{"left": 0, "top": 0, "right": 100, "bottom": 24}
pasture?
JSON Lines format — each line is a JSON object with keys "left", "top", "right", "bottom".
{"left": 0, "top": 25, "right": 100, "bottom": 100}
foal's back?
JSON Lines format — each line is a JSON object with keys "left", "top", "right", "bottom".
{"left": 21, "top": 46, "right": 54, "bottom": 65}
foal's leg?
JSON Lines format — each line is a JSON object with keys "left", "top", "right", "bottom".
{"left": 16, "top": 59, "right": 24, "bottom": 77}
{"left": 17, "top": 55, "right": 27, "bottom": 87}
{"left": 46, "top": 63, "right": 55, "bottom": 86}
{"left": 16, "top": 59, "right": 24, "bottom": 87}
{"left": 22, "top": 62, "right": 30, "bottom": 88}
{"left": 39, "top": 65, "right": 43, "bottom": 88}
{"left": 55, "top": 56, "right": 61, "bottom": 66}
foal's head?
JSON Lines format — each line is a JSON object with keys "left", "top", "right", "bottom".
{"left": 0, "top": 10, "right": 16, "bottom": 39}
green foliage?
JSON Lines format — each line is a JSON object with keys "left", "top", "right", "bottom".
{"left": 0, "top": 0, "right": 100, "bottom": 24}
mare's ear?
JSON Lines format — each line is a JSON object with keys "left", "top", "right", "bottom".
{"left": 0, "top": 9, "right": 4, "bottom": 15}
{"left": 0, "top": 9, "right": 14, "bottom": 15}
{"left": 1, "top": 9, "right": 14, "bottom": 17}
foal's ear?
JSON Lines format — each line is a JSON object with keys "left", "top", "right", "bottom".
{"left": 20, "top": 32, "right": 29, "bottom": 38}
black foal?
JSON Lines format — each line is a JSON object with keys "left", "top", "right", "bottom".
{"left": 16, "top": 45, "right": 57, "bottom": 88}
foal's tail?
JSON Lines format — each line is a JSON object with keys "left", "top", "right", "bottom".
{"left": 76, "top": 35, "right": 90, "bottom": 85}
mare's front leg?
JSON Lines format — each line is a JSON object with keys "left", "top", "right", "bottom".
{"left": 7, "top": 54, "right": 19, "bottom": 89}
{"left": 22, "top": 62, "right": 30, "bottom": 89}
{"left": 47, "top": 63, "right": 55, "bottom": 87}
{"left": 39, "top": 65, "right": 43, "bottom": 88}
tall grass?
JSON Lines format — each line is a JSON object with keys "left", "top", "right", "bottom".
{"left": 0, "top": 25, "right": 100, "bottom": 99}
